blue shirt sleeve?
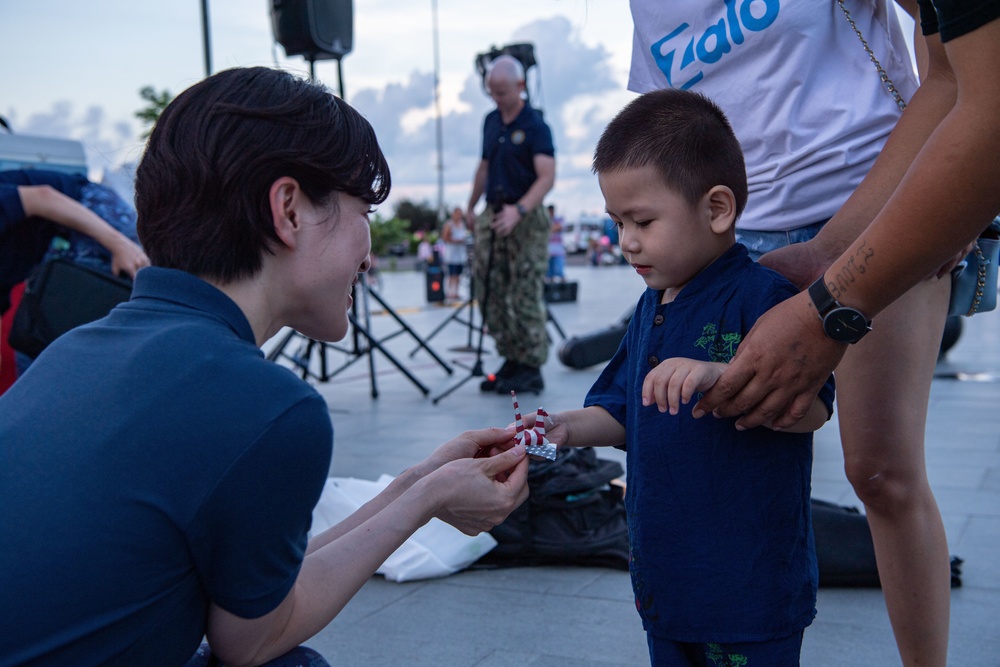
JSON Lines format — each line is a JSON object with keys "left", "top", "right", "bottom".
{"left": 0, "top": 183, "right": 27, "bottom": 234}
{"left": 585, "top": 314, "right": 634, "bottom": 427}
{"left": 531, "top": 113, "right": 555, "bottom": 157}
{"left": 584, "top": 291, "right": 652, "bottom": 443}
{"left": 186, "top": 394, "right": 333, "bottom": 618}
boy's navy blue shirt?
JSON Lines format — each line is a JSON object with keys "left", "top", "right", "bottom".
{"left": 0, "top": 267, "right": 332, "bottom": 665}
{"left": 586, "top": 243, "right": 835, "bottom": 643}
{"left": 481, "top": 103, "right": 554, "bottom": 206}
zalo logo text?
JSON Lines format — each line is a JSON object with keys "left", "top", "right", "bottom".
{"left": 650, "top": 0, "right": 780, "bottom": 89}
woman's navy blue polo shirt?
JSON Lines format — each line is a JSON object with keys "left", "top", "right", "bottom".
{"left": 0, "top": 267, "right": 332, "bottom": 665}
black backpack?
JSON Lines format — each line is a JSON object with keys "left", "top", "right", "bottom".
{"left": 475, "top": 457, "right": 966, "bottom": 585}
{"left": 476, "top": 447, "right": 630, "bottom": 570}
{"left": 811, "top": 498, "right": 963, "bottom": 588}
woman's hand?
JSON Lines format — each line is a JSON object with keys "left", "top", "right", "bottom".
{"left": 695, "top": 291, "right": 846, "bottom": 430}
{"left": 421, "top": 426, "right": 517, "bottom": 471}
{"left": 757, "top": 240, "right": 829, "bottom": 290}
{"left": 419, "top": 446, "right": 529, "bottom": 535}
{"left": 933, "top": 242, "right": 974, "bottom": 279}
{"left": 108, "top": 235, "right": 151, "bottom": 278}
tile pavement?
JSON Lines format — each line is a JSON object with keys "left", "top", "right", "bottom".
{"left": 264, "top": 261, "right": 1000, "bottom": 666}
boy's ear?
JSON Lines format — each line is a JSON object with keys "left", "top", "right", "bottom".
{"left": 270, "top": 177, "right": 303, "bottom": 250}
{"left": 705, "top": 185, "right": 737, "bottom": 235}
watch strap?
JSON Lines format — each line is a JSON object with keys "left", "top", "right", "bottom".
{"left": 807, "top": 277, "right": 838, "bottom": 318}
{"left": 807, "top": 276, "right": 872, "bottom": 343}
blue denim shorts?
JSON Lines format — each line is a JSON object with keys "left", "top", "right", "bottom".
{"left": 735, "top": 220, "right": 828, "bottom": 262}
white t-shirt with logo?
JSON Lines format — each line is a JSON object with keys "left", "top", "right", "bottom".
{"left": 628, "top": 0, "right": 918, "bottom": 232}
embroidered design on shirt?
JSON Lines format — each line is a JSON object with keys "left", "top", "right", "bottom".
{"left": 705, "top": 643, "right": 749, "bottom": 666}
{"left": 630, "top": 548, "right": 660, "bottom": 622}
{"left": 693, "top": 323, "right": 741, "bottom": 362}
{"left": 511, "top": 129, "right": 526, "bottom": 145}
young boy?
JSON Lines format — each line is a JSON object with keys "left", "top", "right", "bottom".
{"left": 543, "top": 89, "right": 835, "bottom": 665}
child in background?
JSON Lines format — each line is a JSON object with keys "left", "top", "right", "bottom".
{"left": 541, "top": 89, "right": 835, "bottom": 666}
{"left": 545, "top": 203, "right": 566, "bottom": 281}
{"left": 441, "top": 207, "right": 471, "bottom": 302}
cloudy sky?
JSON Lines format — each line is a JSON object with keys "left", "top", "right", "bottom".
{"left": 1, "top": 1, "right": 639, "bottom": 219}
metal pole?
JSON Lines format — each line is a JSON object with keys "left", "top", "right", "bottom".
{"left": 200, "top": 0, "right": 213, "bottom": 77}
{"left": 432, "top": 0, "right": 445, "bottom": 223}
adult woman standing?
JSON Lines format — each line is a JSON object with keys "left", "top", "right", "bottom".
{"left": 628, "top": 2, "right": 954, "bottom": 664}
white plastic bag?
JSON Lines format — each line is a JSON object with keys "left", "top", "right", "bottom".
{"left": 310, "top": 475, "right": 497, "bottom": 582}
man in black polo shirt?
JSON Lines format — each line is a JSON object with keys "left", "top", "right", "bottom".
{"left": 466, "top": 55, "right": 556, "bottom": 394}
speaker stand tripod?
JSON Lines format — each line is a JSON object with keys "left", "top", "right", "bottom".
{"left": 419, "top": 293, "right": 566, "bottom": 353}
{"left": 409, "top": 268, "right": 479, "bottom": 356}
{"left": 432, "top": 231, "right": 498, "bottom": 405}
{"left": 266, "top": 273, "right": 452, "bottom": 398}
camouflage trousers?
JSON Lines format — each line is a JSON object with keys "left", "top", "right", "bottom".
{"left": 473, "top": 205, "right": 550, "bottom": 368}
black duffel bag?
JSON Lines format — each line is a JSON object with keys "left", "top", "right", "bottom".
{"left": 476, "top": 447, "right": 630, "bottom": 570}
{"left": 8, "top": 257, "right": 132, "bottom": 359}
{"left": 812, "top": 498, "right": 963, "bottom": 588}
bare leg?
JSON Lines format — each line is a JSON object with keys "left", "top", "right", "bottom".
{"left": 836, "top": 275, "right": 951, "bottom": 666}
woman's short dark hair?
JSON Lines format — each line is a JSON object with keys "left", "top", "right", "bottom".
{"left": 593, "top": 88, "right": 748, "bottom": 219}
{"left": 135, "top": 66, "right": 391, "bottom": 282}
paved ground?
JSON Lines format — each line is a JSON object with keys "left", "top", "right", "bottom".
{"left": 264, "top": 260, "right": 1000, "bottom": 666}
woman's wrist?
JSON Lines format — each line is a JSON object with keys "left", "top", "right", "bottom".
{"left": 394, "top": 463, "right": 428, "bottom": 490}
{"left": 398, "top": 470, "right": 443, "bottom": 526}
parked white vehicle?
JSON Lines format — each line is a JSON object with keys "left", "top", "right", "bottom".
{"left": 561, "top": 217, "right": 604, "bottom": 254}
{"left": 0, "top": 133, "right": 87, "bottom": 175}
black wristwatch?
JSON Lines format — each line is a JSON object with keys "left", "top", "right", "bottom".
{"left": 807, "top": 277, "right": 872, "bottom": 344}
{"left": 515, "top": 203, "right": 527, "bottom": 218}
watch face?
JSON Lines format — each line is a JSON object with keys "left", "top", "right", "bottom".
{"left": 823, "top": 307, "right": 870, "bottom": 343}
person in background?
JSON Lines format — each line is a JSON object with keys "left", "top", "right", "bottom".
{"left": 441, "top": 206, "right": 470, "bottom": 302}
{"left": 545, "top": 203, "right": 566, "bottom": 282}
{"left": 0, "top": 169, "right": 149, "bottom": 377}
{"left": 466, "top": 55, "right": 556, "bottom": 395}
{"left": 0, "top": 66, "right": 528, "bottom": 667}
{"left": 415, "top": 233, "right": 434, "bottom": 272}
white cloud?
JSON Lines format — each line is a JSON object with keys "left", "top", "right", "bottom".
{"left": 1, "top": 1, "right": 638, "bottom": 220}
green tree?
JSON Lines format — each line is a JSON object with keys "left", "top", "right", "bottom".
{"left": 135, "top": 86, "right": 173, "bottom": 138}
{"left": 394, "top": 199, "right": 440, "bottom": 234}
{"left": 369, "top": 213, "right": 411, "bottom": 257}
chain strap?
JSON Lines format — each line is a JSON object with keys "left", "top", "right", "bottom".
{"left": 966, "top": 242, "right": 988, "bottom": 316}
{"left": 838, "top": 0, "right": 908, "bottom": 111}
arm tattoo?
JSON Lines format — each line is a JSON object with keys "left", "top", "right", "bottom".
{"left": 827, "top": 240, "right": 874, "bottom": 300}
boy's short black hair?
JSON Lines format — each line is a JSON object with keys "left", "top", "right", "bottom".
{"left": 135, "top": 66, "right": 391, "bottom": 283}
{"left": 593, "top": 89, "right": 747, "bottom": 219}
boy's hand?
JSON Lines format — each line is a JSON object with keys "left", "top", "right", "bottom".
{"left": 509, "top": 410, "right": 570, "bottom": 451}
{"left": 642, "top": 358, "right": 727, "bottom": 415}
